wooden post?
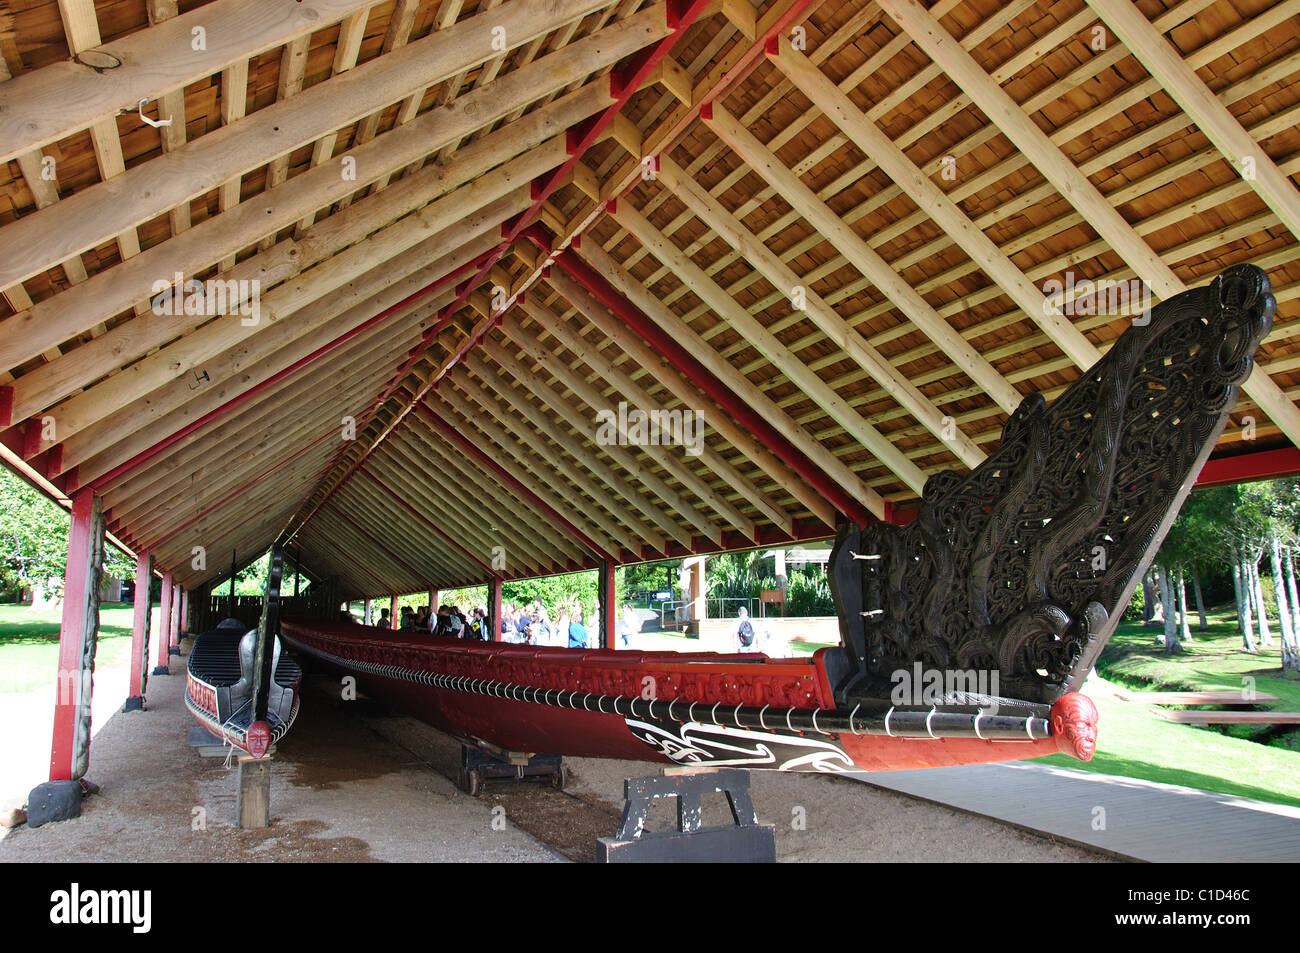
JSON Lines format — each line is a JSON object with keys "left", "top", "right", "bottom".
{"left": 153, "top": 572, "right": 173, "bottom": 674}
{"left": 599, "top": 560, "right": 616, "bottom": 649}
{"left": 169, "top": 585, "right": 182, "bottom": 653}
{"left": 363, "top": 598, "right": 372, "bottom": 625}
{"left": 49, "top": 488, "right": 104, "bottom": 781}
{"left": 237, "top": 757, "right": 271, "bottom": 829}
{"left": 124, "top": 552, "right": 153, "bottom": 710}
{"left": 389, "top": 594, "right": 399, "bottom": 626}
{"left": 428, "top": 588, "right": 439, "bottom": 612}
{"left": 489, "top": 578, "right": 503, "bottom": 642}
{"left": 687, "top": 556, "right": 707, "bottom": 625}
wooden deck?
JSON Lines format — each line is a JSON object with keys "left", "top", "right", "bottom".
{"left": 854, "top": 762, "right": 1300, "bottom": 863}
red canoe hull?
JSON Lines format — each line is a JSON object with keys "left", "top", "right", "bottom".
{"left": 281, "top": 619, "right": 1085, "bottom": 772}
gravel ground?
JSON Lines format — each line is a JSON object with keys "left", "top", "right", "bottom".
{"left": 1, "top": 643, "right": 1108, "bottom": 863}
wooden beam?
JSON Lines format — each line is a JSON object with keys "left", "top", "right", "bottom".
{"left": 3, "top": 0, "right": 390, "bottom": 163}
{"left": 506, "top": 308, "right": 757, "bottom": 539}
{"left": 658, "top": 154, "right": 983, "bottom": 478}
{"left": 0, "top": 0, "right": 644, "bottom": 290}
{"left": 574, "top": 234, "right": 884, "bottom": 518}
{"left": 870, "top": 0, "right": 1300, "bottom": 448}
{"left": 27, "top": 185, "right": 528, "bottom": 455}
{"left": 704, "top": 103, "right": 1023, "bottom": 417}
{"left": 545, "top": 268, "right": 827, "bottom": 528}
{"left": 1086, "top": 0, "right": 1300, "bottom": 244}
{"left": 532, "top": 277, "right": 796, "bottom": 532}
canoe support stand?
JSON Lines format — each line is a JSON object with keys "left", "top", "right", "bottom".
{"left": 457, "top": 740, "right": 566, "bottom": 797}
{"left": 596, "top": 768, "right": 775, "bottom": 863}
{"left": 237, "top": 755, "right": 272, "bottom": 829}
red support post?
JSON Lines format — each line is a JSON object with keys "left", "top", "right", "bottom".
{"left": 428, "top": 589, "right": 439, "bottom": 613}
{"left": 489, "top": 578, "right": 503, "bottom": 643}
{"left": 600, "top": 559, "right": 617, "bottom": 650}
{"left": 389, "top": 595, "right": 399, "bottom": 628}
{"left": 125, "top": 552, "right": 153, "bottom": 710}
{"left": 49, "top": 488, "right": 104, "bottom": 782}
{"left": 154, "top": 573, "right": 173, "bottom": 675}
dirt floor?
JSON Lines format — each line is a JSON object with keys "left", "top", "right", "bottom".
{"left": 0, "top": 643, "right": 1109, "bottom": 862}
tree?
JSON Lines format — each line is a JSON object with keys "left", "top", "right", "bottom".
{"left": 0, "top": 469, "right": 132, "bottom": 603}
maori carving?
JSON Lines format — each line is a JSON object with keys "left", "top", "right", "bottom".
{"left": 829, "top": 265, "right": 1276, "bottom": 705}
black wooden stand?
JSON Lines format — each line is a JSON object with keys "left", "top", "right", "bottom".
{"left": 596, "top": 768, "right": 775, "bottom": 863}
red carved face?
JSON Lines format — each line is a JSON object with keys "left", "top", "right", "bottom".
{"left": 1050, "top": 693, "right": 1099, "bottom": 761}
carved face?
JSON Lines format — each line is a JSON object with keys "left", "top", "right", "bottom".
{"left": 1050, "top": 692, "right": 1099, "bottom": 761}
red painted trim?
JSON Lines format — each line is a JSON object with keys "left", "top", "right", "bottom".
{"left": 413, "top": 401, "right": 619, "bottom": 563}
{"left": 1195, "top": 447, "right": 1300, "bottom": 488}
{"left": 411, "top": 0, "right": 714, "bottom": 397}
{"left": 0, "top": 386, "right": 11, "bottom": 428}
{"left": 49, "top": 488, "right": 98, "bottom": 781}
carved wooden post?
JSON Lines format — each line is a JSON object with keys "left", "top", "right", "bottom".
{"left": 49, "top": 488, "right": 104, "bottom": 782}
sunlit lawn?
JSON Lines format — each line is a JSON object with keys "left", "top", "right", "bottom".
{"left": 0, "top": 602, "right": 140, "bottom": 694}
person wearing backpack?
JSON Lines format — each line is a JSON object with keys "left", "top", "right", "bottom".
{"left": 735, "top": 606, "right": 756, "bottom": 652}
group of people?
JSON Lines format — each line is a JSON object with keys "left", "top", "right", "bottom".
{"left": 499, "top": 600, "right": 596, "bottom": 648}
{"left": 369, "top": 599, "right": 642, "bottom": 649}
{"left": 374, "top": 603, "right": 491, "bottom": 640}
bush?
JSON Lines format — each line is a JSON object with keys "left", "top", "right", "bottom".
{"left": 785, "top": 568, "right": 834, "bottom": 617}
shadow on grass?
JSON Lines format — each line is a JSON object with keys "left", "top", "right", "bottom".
{"left": 1036, "top": 751, "right": 1300, "bottom": 809}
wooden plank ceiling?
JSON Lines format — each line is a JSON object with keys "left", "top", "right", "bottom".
{"left": 0, "top": 0, "right": 1297, "bottom": 600}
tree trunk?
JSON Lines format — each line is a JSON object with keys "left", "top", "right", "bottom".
{"left": 1177, "top": 568, "right": 1193, "bottom": 643}
{"left": 1270, "top": 535, "right": 1299, "bottom": 673}
{"left": 1192, "top": 571, "right": 1207, "bottom": 629}
{"left": 1142, "top": 571, "right": 1156, "bottom": 626}
{"left": 1251, "top": 556, "right": 1272, "bottom": 646}
{"left": 1232, "top": 553, "right": 1257, "bottom": 652}
{"left": 1160, "top": 565, "right": 1181, "bottom": 654}
{"left": 1285, "top": 545, "right": 1300, "bottom": 638}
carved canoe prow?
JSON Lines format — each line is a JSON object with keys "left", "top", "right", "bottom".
{"left": 827, "top": 264, "right": 1276, "bottom": 707}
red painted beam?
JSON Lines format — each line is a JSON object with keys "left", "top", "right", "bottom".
{"left": 406, "top": 0, "right": 715, "bottom": 401}
{"left": 1195, "top": 446, "right": 1300, "bottom": 488}
{"left": 356, "top": 465, "right": 500, "bottom": 579}
{"left": 413, "top": 400, "right": 618, "bottom": 564}
{"left": 530, "top": 228, "right": 875, "bottom": 528}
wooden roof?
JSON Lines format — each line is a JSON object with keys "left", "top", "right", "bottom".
{"left": 1, "top": 0, "right": 1297, "bottom": 599}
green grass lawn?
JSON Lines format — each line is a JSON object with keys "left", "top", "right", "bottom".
{"left": 0, "top": 602, "right": 140, "bottom": 694}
